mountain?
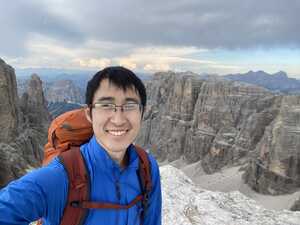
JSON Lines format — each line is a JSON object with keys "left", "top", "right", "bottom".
{"left": 16, "top": 68, "right": 152, "bottom": 105}
{"left": 136, "top": 71, "right": 300, "bottom": 196}
{"left": 16, "top": 68, "right": 152, "bottom": 90}
{"left": 15, "top": 68, "right": 94, "bottom": 80}
{"left": 224, "top": 71, "right": 300, "bottom": 94}
{"left": 243, "top": 95, "right": 300, "bottom": 194}
{"left": 45, "top": 79, "right": 85, "bottom": 103}
{"left": 137, "top": 71, "right": 270, "bottom": 164}
{"left": 0, "top": 59, "right": 50, "bottom": 187}
{"left": 20, "top": 74, "right": 51, "bottom": 127}
{"left": 161, "top": 165, "right": 300, "bottom": 225}
{"left": 16, "top": 69, "right": 92, "bottom": 101}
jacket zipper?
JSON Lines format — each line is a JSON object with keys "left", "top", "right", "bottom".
{"left": 116, "top": 181, "right": 121, "bottom": 200}
{"left": 115, "top": 180, "right": 121, "bottom": 225}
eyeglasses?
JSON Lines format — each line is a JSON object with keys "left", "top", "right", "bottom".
{"left": 91, "top": 102, "right": 142, "bottom": 113}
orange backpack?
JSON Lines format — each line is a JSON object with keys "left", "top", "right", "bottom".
{"left": 40, "top": 108, "right": 152, "bottom": 225}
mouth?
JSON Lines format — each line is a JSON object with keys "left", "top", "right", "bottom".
{"left": 105, "top": 129, "right": 129, "bottom": 136}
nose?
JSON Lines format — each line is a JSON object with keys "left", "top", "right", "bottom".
{"left": 110, "top": 108, "right": 127, "bottom": 125}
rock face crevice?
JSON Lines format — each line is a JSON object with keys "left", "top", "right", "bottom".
{"left": 0, "top": 59, "right": 50, "bottom": 187}
{"left": 138, "top": 72, "right": 205, "bottom": 161}
{"left": 243, "top": 96, "right": 300, "bottom": 194}
{"left": 0, "top": 59, "right": 19, "bottom": 143}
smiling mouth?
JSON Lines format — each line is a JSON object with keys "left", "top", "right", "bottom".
{"left": 106, "top": 130, "right": 129, "bottom": 136}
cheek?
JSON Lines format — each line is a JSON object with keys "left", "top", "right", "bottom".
{"left": 130, "top": 117, "right": 142, "bottom": 130}
{"left": 91, "top": 114, "right": 108, "bottom": 129}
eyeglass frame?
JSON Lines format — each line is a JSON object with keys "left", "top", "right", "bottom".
{"left": 89, "top": 102, "right": 143, "bottom": 114}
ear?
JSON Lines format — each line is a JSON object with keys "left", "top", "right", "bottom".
{"left": 85, "top": 106, "right": 92, "bottom": 123}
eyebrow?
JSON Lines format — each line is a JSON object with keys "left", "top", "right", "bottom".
{"left": 95, "top": 97, "right": 114, "bottom": 102}
{"left": 95, "top": 97, "right": 140, "bottom": 103}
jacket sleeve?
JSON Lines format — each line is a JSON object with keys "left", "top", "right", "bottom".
{"left": 0, "top": 158, "right": 68, "bottom": 225}
{"left": 143, "top": 154, "right": 162, "bottom": 225}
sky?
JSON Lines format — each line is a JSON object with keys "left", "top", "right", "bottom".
{"left": 0, "top": 0, "right": 300, "bottom": 78}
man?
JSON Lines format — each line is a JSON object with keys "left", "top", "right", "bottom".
{"left": 0, "top": 66, "right": 162, "bottom": 225}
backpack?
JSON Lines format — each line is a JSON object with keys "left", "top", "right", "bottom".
{"left": 38, "top": 108, "right": 152, "bottom": 225}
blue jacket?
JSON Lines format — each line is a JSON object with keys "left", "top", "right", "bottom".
{"left": 0, "top": 136, "right": 162, "bottom": 225}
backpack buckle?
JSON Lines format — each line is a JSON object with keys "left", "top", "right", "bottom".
{"left": 70, "top": 201, "right": 81, "bottom": 208}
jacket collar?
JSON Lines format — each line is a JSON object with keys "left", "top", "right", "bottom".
{"left": 83, "top": 135, "right": 139, "bottom": 172}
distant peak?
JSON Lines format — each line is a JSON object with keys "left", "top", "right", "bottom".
{"left": 30, "top": 73, "right": 41, "bottom": 80}
{"left": 246, "top": 70, "right": 254, "bottom": 74}
{"left": 273, "top": 71, "right": 287, "bottom": 78}
{"left": 245, "top": 70, "right": 268, "bottom": 76}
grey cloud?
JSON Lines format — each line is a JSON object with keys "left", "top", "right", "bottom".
{"left": 69, "top": 0, "right": 300, "bottom": 49}
{"left": 0, "top": 0, "right": 84, "bottom": 56}
{"left": 1, "top": 0, "right": 299, "bottom": 58}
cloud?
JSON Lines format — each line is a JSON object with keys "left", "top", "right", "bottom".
{"left": 1, "top": 0, "right": 299, "bottom": 77}
{"left": 5, "top": 35, "right": 297, "bottom": 77}
{"left": 75, "top": 58, "right": 111, "bottom": 68}
{"left": 111, "top": 46, "right": 240, "bottom": 73}
{"left": 47, "top": 0, "right": 300, "bottom": 49}
{"left": 0, "top": 0, "right": 84, "bottom": 56}
{"left": 1, "top": 0, "right": 299, "bottom": 57}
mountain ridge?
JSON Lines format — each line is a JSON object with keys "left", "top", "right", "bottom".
{"left": 224, "top": 70, "right": 300, "bottom": 93}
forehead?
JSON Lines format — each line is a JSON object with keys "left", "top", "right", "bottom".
{"left": 93, "top": 79, "right": 140, "bottom": 102}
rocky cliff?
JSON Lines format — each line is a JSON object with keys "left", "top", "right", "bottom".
{"left": 45, "top": 79, "right": 84, "bottom": 103}
{"left": 243, "top": 95, "right": 300, "bottom": 194}
{"left": 0, "top": 59, "right": 49, "bottom": 187}
{"left": 0, "top": 59, "right": 19, "bottom": 143}
{"left": 136, "top": 71, "right": 300, "bottom": 195}
{"left": 137, "top": 71, "right": 270, "bottom": 165}
{"left": 20, "top": 74, "right": 51, "bottom": 127}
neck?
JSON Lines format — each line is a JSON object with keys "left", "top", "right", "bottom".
{"left": 94, "top": 138, "right": 128, "bottom": 168}
{"left": 110, "top": 151, "right": 128, "bottom": 169}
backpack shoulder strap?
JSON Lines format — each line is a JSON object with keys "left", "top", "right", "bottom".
{"left": 134, "top": 145, "right": 152, "bottom": 220}
{"left": 56, "top": 145, "right": 152, "bottom": 225}
{"left": 58, "top": 147, "right": 90, "bottom": 225}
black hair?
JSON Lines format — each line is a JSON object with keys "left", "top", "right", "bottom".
{"left": 85, "top": 66, "right": 147, "bottom": 113}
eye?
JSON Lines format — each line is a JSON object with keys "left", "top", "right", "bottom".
{"left": 123, "top": 103, "right": 139, "bottom": 111}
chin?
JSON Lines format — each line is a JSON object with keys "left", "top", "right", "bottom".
{"left": 104, "top": 142, "right": 132, "bottom": 152}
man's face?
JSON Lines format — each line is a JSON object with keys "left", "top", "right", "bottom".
{"left": 86, "top": 79, "right": 142, "bottom": 156}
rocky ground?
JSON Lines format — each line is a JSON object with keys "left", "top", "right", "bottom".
{"left": 162, "top": 165, "right": 300, "bottom": 225}
{"left": 175, "top": 159, "right": 300, "bottom": 211}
